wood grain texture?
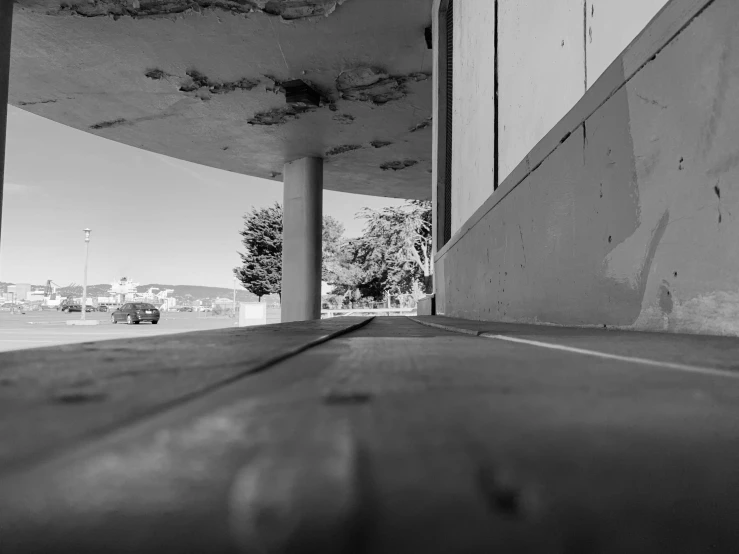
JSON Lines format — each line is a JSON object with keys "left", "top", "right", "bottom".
{"left": 2, "top": 317, "right": 739, "bottom": 552}
{"left": 0, "top": 317, "right": 372, "bottom": 472}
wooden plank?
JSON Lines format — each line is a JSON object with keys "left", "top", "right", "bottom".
{"left": 3, "top": 317, "right": 739, "bottom": 552}
{"left": 0, "top": 317, "right": 372, "bottom": 472}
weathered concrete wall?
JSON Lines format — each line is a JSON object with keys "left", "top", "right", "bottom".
{"left": 498, "top": 0, "right": 585, "bottom": 184}
{"left": 587, "top": 0, "right": 669, "bottom": 87}
{"left": 437, "top": 0, "right": 739, "bottom": 336}
{"left": 451, "top": 0, "right": 495, "bottom": 234}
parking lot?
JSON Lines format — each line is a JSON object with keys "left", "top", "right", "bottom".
{"left": 0, "top": 310, "right": 241, "bottom": 352}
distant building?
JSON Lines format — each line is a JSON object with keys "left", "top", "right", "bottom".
{"left": 109, "top": 277, "right": 139, "bottom": 304}
{"left": 213, "top": 297, "right": 234, "bottom": 309}
{"left": 6, "top": 283, "right": 31, "bottom": 303}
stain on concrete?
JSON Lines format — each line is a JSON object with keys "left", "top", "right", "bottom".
{"left": 636, "top": 149, "right": 661, "bottom": 180}
{"left": 90, "top": 118, "right": 127, "bottom": 129}
{"left": 638, "top": 212, "right": 671, "bottom": 290}
{"left": 701, "top": 37, "right": 734, "bottom": 159}
{"left": 336, "top": 67, "right": 426, "bottom": 105}
{"left": 715, "top": 182, "right": 723, "bottom": 223}
{"left": 658, "top": 281, "right": 674, "bottom": 314}
{"left": 478, "top": 466, "right": 533, "bottom": 520}
{"left": 17, "top": 99, "right": 57, "bottom": 106}
{"left": 180, "top": 70, "right": 259, "bottom": 94}
{"left": 323, "top": 391, "right": 372, "bottom": 405}
{"left": 53, "top": 0, "right": 350, "bottom": 20}
{"left": 332, "top": 113, "right": 354, "bottom": 124}
{"left": 409, "top": 117, "right": 432, "bottom": 133}
{"left": 145, "top": 68, "right": 169, "bottom": 80}
{"left": 370, "top": 140, "right": 392, "bottom": 149}
{"left": 601, "top": 210, "right": 670, "bottom": 324}
{"left": 247, "top": 105, "right": 316, "bottom": 125}
{"left": 326, "top": 144, "right": 362, "bottom": 157}
{"left": 270, "top": 171, "right": 282, "bottom": 179}
{"left": 380, "top": 159, "right": 418, "bottom": 171}
{"left": 635, "top": 93, "right": 667, "bottom": 110}
{"left": 670, "top": 291, "right": 739, "bottom": 336}
{"left": 90, "top": 99, "right": 190, "bottom": 129}
{"left": 52, "top": 389, "right": 108, "bottom": 404}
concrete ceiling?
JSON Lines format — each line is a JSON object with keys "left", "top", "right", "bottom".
{"left": 9, "top": 0, "right": 434, "bottom": 199}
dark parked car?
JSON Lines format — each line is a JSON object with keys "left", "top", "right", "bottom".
{"left": 65, "top": 305, "right": 94, "bottom": 313}
{"left": 111, "top": 303, "right": 160, "bottom": 325}
{"left": 97, "top": 305, "right": 109, "bottom": 312}
{"left": 178, "top": 307, "right": 193, "bottom": 312}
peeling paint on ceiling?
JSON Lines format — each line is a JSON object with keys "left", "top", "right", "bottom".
{"left": 10, "top": 0, "right": 434, "bottom": 199}
{"left": 48, "top": 0, "right": 351, "bottom": 20}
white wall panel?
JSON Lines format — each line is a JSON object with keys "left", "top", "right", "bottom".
{"left": 451, "top": 0, "right": 496, "bottom": 234}
{"left": 498, "top": 0, "right": 586, "bottom": 183}
{"left": 586, "top": 0, "right": 669, "bottom": 87}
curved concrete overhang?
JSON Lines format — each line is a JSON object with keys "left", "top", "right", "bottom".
{"left": 9, "top": 0, "right": 433, "bottom": 199}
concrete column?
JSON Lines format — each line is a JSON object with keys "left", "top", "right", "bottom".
{"left": 281, "top": 157, "right": 323, "bottom": 323}
{"left": 0, "top": 0, "right": 13, "bottom": 254}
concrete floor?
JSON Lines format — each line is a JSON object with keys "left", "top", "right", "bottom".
{"left": 0, "top": 311, "right": 238, "bottom": 351}
{"left": 1, "top": 316, "right": 738, "bottom": 552}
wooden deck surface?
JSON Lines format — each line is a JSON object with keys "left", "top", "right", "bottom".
{"left": 1, "top": 316, "right": 739, "bottom": 552}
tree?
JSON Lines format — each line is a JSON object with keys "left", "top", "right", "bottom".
{"left": 322, "top": 216, "right": 346, "bottom": 283}
{"left": 234, "top": 203, "right": 283, "bottom": 301}
{"left": 234, "top": 205, "right": 347, "bottom": 301}
{"left": 324, "top": 201, "right": 433, "bottom": 302}
{"left": 354, "top": 200, "right": 433, "bottom": 297}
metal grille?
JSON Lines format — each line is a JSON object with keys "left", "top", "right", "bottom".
{"left": 443, "top": 0, "right": 453, "bottom": 244}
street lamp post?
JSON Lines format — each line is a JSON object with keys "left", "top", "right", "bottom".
{"left": 81, "top": 228, "right": 91, "bottom": 321}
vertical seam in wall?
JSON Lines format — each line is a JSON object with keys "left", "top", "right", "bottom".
{"left": 436, "top": 0, "right": 718, "bottom": 262}
{"left": 583, "top": 0, "right": 588, "bottom": 92}
{"left": 493, "top": 0, "right": 499, "bottom": 191}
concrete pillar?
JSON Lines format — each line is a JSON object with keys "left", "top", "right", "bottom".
{"left": 0, "top": 0, "right": 13, "bottom": 253}
{"left": 281, "top": 157, "right": 323, "bottom": 323}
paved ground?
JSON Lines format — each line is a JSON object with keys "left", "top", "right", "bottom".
{"left": 2, "top": 316, "right": 739, "bottom": 552}
{"left": 0, "top": 311, "right": 239, "bottom": 352}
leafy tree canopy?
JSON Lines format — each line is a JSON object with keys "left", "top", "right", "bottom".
{"left": 327, "top": 200, "right": 432, "bottom": 300}
{"left": 234, "top": 203, "right": 283, "bottom": 301}
{"left": 234, "top": 205, "right": 347, "bottom": 301}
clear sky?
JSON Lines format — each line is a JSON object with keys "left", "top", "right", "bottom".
{"left": 1, "top": 106, "right": 406, "bottom": 289}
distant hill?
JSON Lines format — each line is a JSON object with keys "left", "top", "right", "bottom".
{"left": 2, "top": 281, "right": 279, "bottom": 303}
{"left": 139, "top": 284, "right": 279, "bottom": 303}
